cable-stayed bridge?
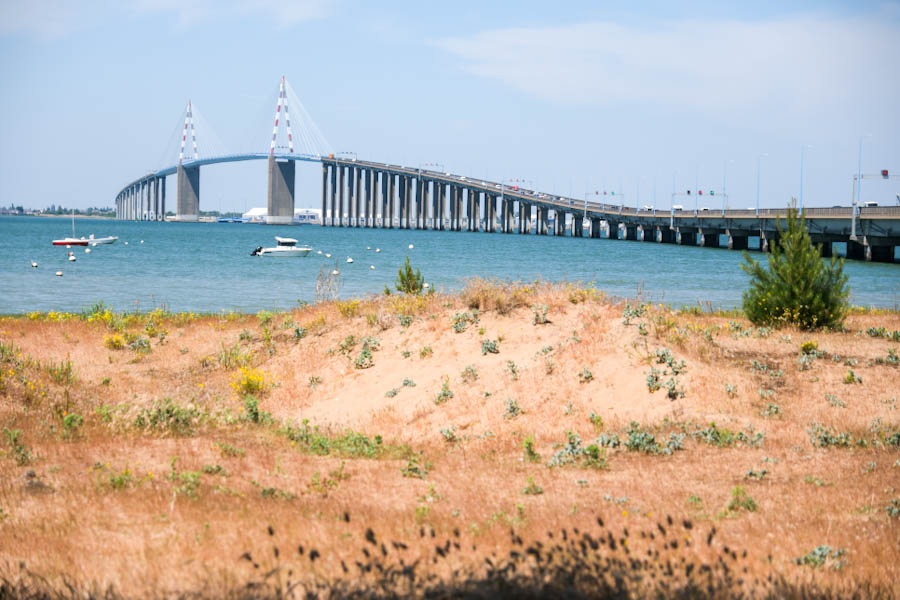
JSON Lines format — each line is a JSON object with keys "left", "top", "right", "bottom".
{"left": 115, "top": 77, "right": 899, "bottom": 262}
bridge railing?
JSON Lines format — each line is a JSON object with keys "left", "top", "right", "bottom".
{"left": 860, "top": 206, "right": 900, "bottom": 217}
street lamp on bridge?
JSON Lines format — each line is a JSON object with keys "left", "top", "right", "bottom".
{"left": 722, "top": 159, "right": 734, "bottom": 216}
{"left": 755, "top": 153, "right": 768, "bottom": 216}
{"left": 799, "top": 145, "right": 813, "bottom": 211}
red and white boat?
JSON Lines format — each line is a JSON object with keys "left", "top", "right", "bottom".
{"left": 52, "top": 211, "right": 117, "bottom": 246}
{"left": 52, "top": 237, "right": 89, "bottom": 246}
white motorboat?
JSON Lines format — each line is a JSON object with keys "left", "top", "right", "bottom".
{"left": 88, "top": 234, "right": 118, "bottom": 245}
{"left": 250, "top": 237, "right": 312, "bottom": 257}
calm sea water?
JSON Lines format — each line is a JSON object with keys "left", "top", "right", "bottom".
{"left": 1, "top": 216, "right": 897, "bottom": 313}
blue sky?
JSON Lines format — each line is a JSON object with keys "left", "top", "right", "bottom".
{"left": 1, "top": 0, "right": 898, "bottom": 212}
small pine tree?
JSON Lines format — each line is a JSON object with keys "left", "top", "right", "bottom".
{"left": 741, "top": 202, "right": 848, "bottom": 330}
{"left": 395, "top": 256, "right": 424, "bottom": 295}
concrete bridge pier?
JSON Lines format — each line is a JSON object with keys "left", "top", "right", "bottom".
{"left": 388, "top": 174, "right": 396, "bottom": 228}
{"left": 659, "top": 228, "right": 676, "bottom": 244}
{"left": 677, "top": 229, "right": 697, "bottom": 246}
{"left": 848, "top": 239, "right": 895, "bottom": 262}
{"left": 348, "top": 167, "right": 356, "bottom": 226}
{"left": 467, "top": 190, "right": 477, "bottom": 232}
{"left": 321, "top": 164, "right": 328, "bottom": 226}
{"left": 353, "top": 167, "right": 362, "bottom": 226}
{"left": 404, "top": 176, "right": 412, "bottom": 229}
{"left": 266, "top": 156, "right": 295, "bottom": 225}
{"left": 355, "top": 168, "right": 364, "bottom": 227}
{"left": 570, "top": 214, "right": 581, "bottom": 237}
{"left": 759, "top": 232, "right": 779, "bottom": 252}
{"left": 433, "top": 182, "right": 443, "bottom": 230}
{"left": 379, "top": 171, "right": 388, "bottom": 227}
{"left": 728, "top": 232, "right": 748, "bottom": 250}
{"left": 591, "top": 218, "right": 604, "bottom": 238}
{"left": 449, "top": 185, "right": 457, "bottom": 231}
{"left": 398, "top": 176, "right": 408, "bottom": 229}
{"left": 418, "top": 179, "right": 427, "bottom": 230}
{"left": 338, "top": 165, "right": 347, "bottom": 226}
{"left": 699, "top": 230, "right": 722, "bottom": 248}
{"left": 364, "top": 169, "right": 373, "bottom": 227}
{"left": 501, "top": 199, "right": 513, "bottom": 233}
{"left": 176, "top": 164, "right": 200, "bottom": 222}
{"left": 456, "top": 187, "right": 464, "bottom": 231}
{"left": 623, "top": 224, "right": 638, "bottom": 241}
{"left": 484, "top": 194, "right": 496, "bottom": 232}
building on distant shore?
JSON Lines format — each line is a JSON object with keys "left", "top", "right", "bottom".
{"left": 241, "top": 207, "right": 322, "bottom": 224}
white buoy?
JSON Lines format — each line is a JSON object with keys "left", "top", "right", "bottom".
{"left": 325, "top": 253, "right": 331, "bottom": 258}
{"left": 332, "top": 269, "right": 340, "bottom": 276}
{"left": 370, "top": 265, "right": 375, "bottom": 270}
{"left": 423, "top": 283, "right": 430, "bottom": 289}
{"left": 65, "top": 245, "right": 71, "bottom": 249}
{"left": 140, "top": 240, "right": 144, "bottom": 244}
{"left": 55, "top": 271, "right": 63, "bottom": 277}
{"left": 124, "top": 241, "right": 129, "bottom": 245}
{"left": 366, "top": 246, "right": 371, "bottom": 250}
{"left": 409, "top": 244, "right": 414, "bottom": 249}
{"left": 85, "top": 248, "right": 91, "bottom": 253}
{"left": 92, "top": 243, "right": 97, "bottom": 247}
{"left": 346, "top": 257, "right": 353, "bottom": 263}
{"left": 375, "top": 248, "right": 381, "bottom": 253}
{"left": 68, "top": 255, "right": 76, "bottom": 262}
{"left": 31, "top": 261, "right": 38, "bottom": 268}
{"left": 316, "top": 250, "right": 322, "bottom": 255}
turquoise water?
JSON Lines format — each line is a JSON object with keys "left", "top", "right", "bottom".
{"left": 1, "top": 216, "right": 897, "bottom": 313}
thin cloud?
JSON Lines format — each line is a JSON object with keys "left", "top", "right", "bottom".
{"left": 0, "top": 0, "right": 331, "bottom": 38}
{"left": 436, "top": 13, "right": 900, "bottom": 118}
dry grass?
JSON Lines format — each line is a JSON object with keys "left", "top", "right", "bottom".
{"left": 1, "top": 286, "right": 899, "bottom": 597}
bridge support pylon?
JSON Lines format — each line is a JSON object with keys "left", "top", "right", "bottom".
{"left": 266, "top": 155, "right": 295, "bottom": 225}
{"left": 176, "top": 164, "right": 200, "bottom": 222}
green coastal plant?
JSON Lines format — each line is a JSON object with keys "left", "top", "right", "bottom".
{"left": 741, "top": 203, "right": 849, "bottom": 329}
{"left": 395, "top": 256, "right": 424, "bottom": 295}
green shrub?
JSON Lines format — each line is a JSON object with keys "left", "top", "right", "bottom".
{"left": 481, "top": 339, "right": 499, "bottom": 355}
{"left": 62, "top": 412, "right": 83, "bottom": 438}
{"left": 741, "top": 204, "right": 848, "bottom": 329}
{"left": 523, "top": 435, "right": 541, "bottom": 463}
{"left": 243, "top": 395, "right": 271, "bottom": 424}
{"left": 522, "top": 477, "right": 543, "bottom": 495}
{"left": 133, "top": 399, "right": 200, "bottom": 435}
{"left": 794, "top": 545, "right": 847, "bottom": 570}
{"left": 504, "top": 398, "right": 522, "bottom": 419}
{"left": 532, "top": 304, "right": 549, "bottom": 325}
{"left": 434, "top": 378, "right": 454, "bottom": 405}
{"left": 4, "top": 428, "right": 31, "bottom": 465}
{"left": 725, "top": 485, "right": 758, "bottom": 513}
{"left": 395, "top": 256, "right": 424, "bottom": 295}
{"left": 460, "top": 365, "right": 479, "bottom": 383}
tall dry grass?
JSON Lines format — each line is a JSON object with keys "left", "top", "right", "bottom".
{"left": 1, "top": 285, "right": 898, "bottom": 597}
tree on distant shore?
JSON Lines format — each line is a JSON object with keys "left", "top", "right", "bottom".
{"left": 741, "top": 201, "right": 848, "bottom": 330}
{"left": 395, "top": 256, "right": 424, "bottom": 295}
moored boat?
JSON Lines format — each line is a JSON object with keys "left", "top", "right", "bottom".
{"left": 52, "top": 237, "right": 89, "bottom": 246}
{"left": 250, "top": 237, "right": 312, "bottom": 257}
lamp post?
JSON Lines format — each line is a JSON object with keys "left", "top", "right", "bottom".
{"left": 722, "top": 159, "right": 733, "bottom": 216}
{"left": 799, "top": 145, "right": 812, "bottom": 211}
{"left": 852, "top": 134, "right": 872, "bottom": 241}
{"left": 755, "top": 154, "right": 768, "bottom": 216}
{"left": 856, "top": 134, "right": 872, "bottom": 210}
{"left": 694, "top": 165, "right": 701, "bottom": 215}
